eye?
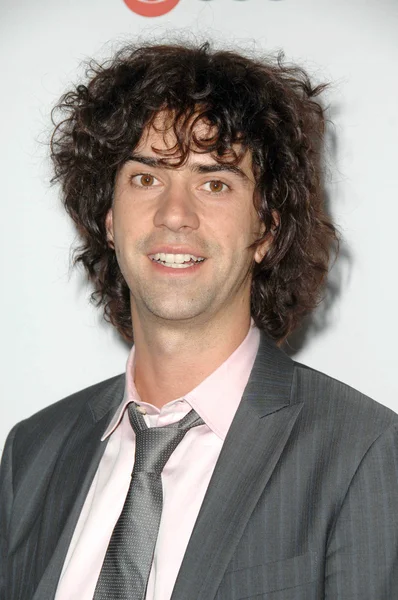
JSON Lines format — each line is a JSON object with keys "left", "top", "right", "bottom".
{"left": 201, "top": 180, "right": 230, "bottom": 194}
{"left": 130, "top": 173, "right": 160, "bottom": 188}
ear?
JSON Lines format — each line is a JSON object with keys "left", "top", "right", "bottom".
{"left": 254, "top": 210, "right": 280, "bottom": 264}
{"left": 105, "top": 209, "right": 115, "bottom": 248}
{"left": 254, "top": 234, "right": 271, "bottom": 264}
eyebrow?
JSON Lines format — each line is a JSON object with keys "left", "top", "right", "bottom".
{"left": 126, "top": 154, "right": 251, "bottom": 182}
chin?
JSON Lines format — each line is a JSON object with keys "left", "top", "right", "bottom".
{"left": 147, "top": 303, "right": 207, "bottom": 323}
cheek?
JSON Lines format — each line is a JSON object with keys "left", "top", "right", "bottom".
{"left": 223, "top": 215, "right": 259, "bottom": 249}
{"left": 112, "top": 219, "right": 136, "bottom": 264}
{"left": 112, "top": 205, "right": 140, "bottom": 241}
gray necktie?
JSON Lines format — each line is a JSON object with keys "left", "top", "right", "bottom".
{"left": 93, "top": 402, "right": 204, "bottom": 600}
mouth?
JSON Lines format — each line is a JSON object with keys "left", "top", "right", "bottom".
{"left": 148, "top": 252, "right": 206, "bottom": 269}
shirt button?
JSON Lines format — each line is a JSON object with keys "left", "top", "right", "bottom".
{"left": 136, "top": 405, "right": 147, "bottom": 415}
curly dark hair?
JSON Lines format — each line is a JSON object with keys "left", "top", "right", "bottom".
{"left": 50, "top": 41, "right": 338, "bottom": 343}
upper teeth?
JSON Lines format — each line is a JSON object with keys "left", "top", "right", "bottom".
{"left": 149, "top": 253, "right": 204, "bottom": 263}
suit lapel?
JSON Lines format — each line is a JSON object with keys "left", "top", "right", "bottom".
{"left": 31, "top": 375, "right": 125, "bottom": 600}
{"left": 171, "top": 333, "right": 302, "bottom": 600}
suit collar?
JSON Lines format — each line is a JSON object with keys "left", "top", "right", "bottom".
{"left": 88, "top": 373, "right": 125, "bottom": 423}
{"left": 31, "top": 375, "right": 125, "bottom": 600}
{"left": 242, "top": 330, "right": 295, "bottom": 417}
{"left": 171, "top": 331, "right": 302, "bottom": 600}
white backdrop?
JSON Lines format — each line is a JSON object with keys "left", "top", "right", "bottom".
{"left": 1, "top": 0, "right": 397, "bottom": 452}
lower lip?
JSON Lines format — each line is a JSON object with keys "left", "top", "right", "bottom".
{"left": 148, "top": 258, "right": 206, "bottom": 275}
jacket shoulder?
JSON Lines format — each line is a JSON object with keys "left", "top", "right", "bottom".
{"left": 10, "top": 374, "right": 125, "bottom": 465}
{"left": 20, "top": 373, "right": 124, "bottom": 425}
{"left": 293, "top": 360, "right": 398, "bottom": 441}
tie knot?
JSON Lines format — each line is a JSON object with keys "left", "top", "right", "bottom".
{"left": 128, "top": 403, "right": 204, "bottom": 474}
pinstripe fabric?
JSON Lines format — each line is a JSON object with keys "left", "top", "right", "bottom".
{"left": 1, "top": 333, "right": 398, "bottom": 600}
{"left": 0, "top": 375, "right": 125, "bottom": 600}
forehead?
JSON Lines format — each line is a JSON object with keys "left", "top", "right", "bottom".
{"left": 134, "top": 110, "right": 252, "bottom": 170}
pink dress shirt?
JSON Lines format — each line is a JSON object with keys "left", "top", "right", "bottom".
{"left": 55, "top": 322, "right": 260, "bottom": 600}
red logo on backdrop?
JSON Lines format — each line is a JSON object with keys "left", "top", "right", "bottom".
{"left": 124, "top": 0, "right": 181, "bottom": 17}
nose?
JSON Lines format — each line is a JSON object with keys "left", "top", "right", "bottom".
{"left": 153, "top": 181, "right": 200, "bottom": 232}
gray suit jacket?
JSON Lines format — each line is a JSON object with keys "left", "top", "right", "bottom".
{"left": 1, "top": 332, "right": 398, "bottom": 599}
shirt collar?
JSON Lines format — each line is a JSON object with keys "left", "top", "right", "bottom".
{"left": 102, "top": 320, "right": 260, "bottom": 441}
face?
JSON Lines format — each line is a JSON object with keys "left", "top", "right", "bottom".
{"left": 106, "top": 114, "right": 269, "bottom": 330}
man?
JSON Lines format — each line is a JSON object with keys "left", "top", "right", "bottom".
{"left": 1, "top": 42, "right": 397, "bottom": 600}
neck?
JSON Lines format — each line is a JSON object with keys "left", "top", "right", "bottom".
{"left": 131, "top": 311, "right": 252, "bottom": 408}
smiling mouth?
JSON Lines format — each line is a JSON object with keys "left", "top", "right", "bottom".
{"left": 148, "top": 253, "right": 206, "bottom": 269}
